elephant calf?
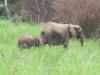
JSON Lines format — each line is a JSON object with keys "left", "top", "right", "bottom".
{"left": 18, "top": 34, "right": 40, "bottom": 50}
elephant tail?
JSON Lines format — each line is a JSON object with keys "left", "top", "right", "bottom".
{"left": 41, "top": 31, "right": 46, "bottom": 43}
{"left": 41, "top": 31, "right": 44, "bottom": 35}
{"left": 41, "top": 31, "right": 45, "bottom": 39}
{"left": 41, "top": 31, "right": 45, "bottom": 38}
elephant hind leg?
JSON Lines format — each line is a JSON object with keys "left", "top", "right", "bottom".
{"left": 41, "top": 39, "right": 46, "bottom": 46}
{"left": 40, "top": 36, "right": 46, "bottom": 46}
{"left": 63, "top": 37, "right": 70, "bottom": 49}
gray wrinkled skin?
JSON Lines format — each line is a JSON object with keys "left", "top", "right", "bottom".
{"left": 18, "top": 34, "right": 40, "bottom": 50}
{"left": 40, "top": 22, "right": 84, "bottom": 49}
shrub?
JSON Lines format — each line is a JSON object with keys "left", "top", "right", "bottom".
{"left": 52, "top": 0, "right": 100, "bottom": 37}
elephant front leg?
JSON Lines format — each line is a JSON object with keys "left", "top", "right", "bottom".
{"left": 80, "top": 32, "right": 84, "bottom": 46}
{"left": 63, "top": 37, "right": 70, "bottom": 49}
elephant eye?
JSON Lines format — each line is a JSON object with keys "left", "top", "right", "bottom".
{"left": 76, "top": 28, "right": 80, "bottom": 32}
{"left": 78, "top": 29, "right": 80, "bottom": 30}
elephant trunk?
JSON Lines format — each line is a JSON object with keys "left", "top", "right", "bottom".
{"left": 80, "top": 32, "right": 84, "bottom": 46}
{"left": 35, "top": 39, "right": 40, "bottom": 46}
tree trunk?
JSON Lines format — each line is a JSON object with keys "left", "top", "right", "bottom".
{"left": 4, "top": 0, "right": 11, "bottom": 19}
{"left": 36, "top": 0, "right": 40, "bottom": 24}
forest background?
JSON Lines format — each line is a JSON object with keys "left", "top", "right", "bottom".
{"left": 0, "top": 0, "right": 100, "bottom": 38}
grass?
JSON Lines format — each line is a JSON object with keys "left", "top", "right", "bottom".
{"left": 0, "top": 19, "right": 100, "bottom": 75}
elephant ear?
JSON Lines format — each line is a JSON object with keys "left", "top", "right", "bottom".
{"left": 75, "top": 25, "right": 82, "bottom": 33}
{"left": 70, "top": 25, "right": 77, "bottom": 37}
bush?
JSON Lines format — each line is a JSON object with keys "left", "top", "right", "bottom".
{"left": 52, "top": 0, "right": 100, "bottom": 37}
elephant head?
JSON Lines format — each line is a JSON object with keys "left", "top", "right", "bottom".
{"left": 70, "top": 24, "right": 84, "bottom": 46}
{"left": 33, "top": 37, "right": 41, "bottom": 47}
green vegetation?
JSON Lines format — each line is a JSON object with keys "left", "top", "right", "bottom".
{"left": 0, "top": 1, "right": 7, "bottom": 19}
{"left": 0, "top": 20, "right": 100, "bottom": 75}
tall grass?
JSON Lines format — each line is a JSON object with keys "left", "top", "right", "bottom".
{"left": 0, "top": 20, "right": 100, "bottom": 75}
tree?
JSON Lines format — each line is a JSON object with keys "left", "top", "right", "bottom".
{"left": 4, "top": 0, "right": 11, "bottom": 19}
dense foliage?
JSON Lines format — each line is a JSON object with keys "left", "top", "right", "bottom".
{"left": 0, "top": 1, "right": 7, "bottom": 19}
{"left": 52, "top": 0, "right": 100, "bottom": 37}
{"left": 0, "top": 0, "right": 100, "bottom": 37}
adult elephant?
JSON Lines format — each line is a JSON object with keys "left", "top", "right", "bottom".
{"left": 40, "top": 22, "right": 84, "bottom": 48}
{"left": 18, "top": 34, "right": 40, "bottom": 50}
